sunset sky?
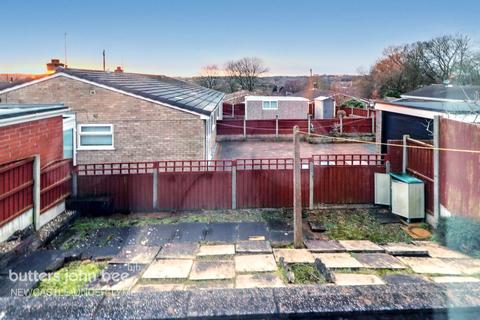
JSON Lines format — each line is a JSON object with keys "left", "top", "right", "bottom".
{"left": 2, "top": 0, "right": 479, "bottom": 76}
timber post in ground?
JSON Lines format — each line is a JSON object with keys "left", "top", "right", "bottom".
{"left": 293, "top": 125, "right": 303, "bottom": 248}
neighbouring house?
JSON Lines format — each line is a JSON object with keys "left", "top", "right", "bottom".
{"left": 374, "top": 84, "right": 480, "bottom": 152}
{"left": 0, "top": 65, "right": 225, "bottom": 163}
{"left": 244, "top": 96, "right": 309, "bottom": 120}
{"left": 0, "top": 104, "right": 69, "bottom": 242}
{"left": 313, "top": 96, "right": 335, "bottom": 119}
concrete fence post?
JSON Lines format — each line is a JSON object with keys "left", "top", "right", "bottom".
{"left": 309, "top": 160, "right": 314, "bottom": 209}
{"left": 433, "top": 116, "right": 440, "bottom": 226}
{"left": 243, "top": 118, "right": 246, "bottom": 139}
{"left": 371, "top": 113, "right": 375, "bottom": 134}
{"left": 33, "top": 155, "right": 41, "bottom": 231}
{"left": 308, "top": 114, "right": 311, "bottom": 135}
{"left": 231, "top": 161, "right": 237, "bottom": 209}
{"left": 275, "top": 115, "right": 279, "bottom": 138}
{"left": 293, "top": 126, "right": 303, "bottom": 248}
{"left": 402, "top": 134, "right": 410, "bottom": 174}
{"left": 152, "top": 162, "right": 158, "bottom": 210}
{"left": 385, "top": 160, "right": 391, "bottom": 174}
{"left": 71, "top": 171, "right": 78, "bottom": 197}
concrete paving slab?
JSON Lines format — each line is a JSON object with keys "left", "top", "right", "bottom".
{"left": 185, "top": 281, "right": 234, "bottom": 290}
{"left": 338, "top": 240, "right": 385, "bottom": 253}
{"left": 109, "top": 245, "right": 160, "bottom": 264}
{"left": 312, "top": 253, "right": 364, "bottom": 269}
{"left": 334, "top": 273, "right": 385, "bottom": 285}
{"left": 189, "top": 261, "right": 235, "bottom": 280}
{"left": 421, "top": 243, "right": 470, "bottom": 259}
{"left": 142, "top": 259, "right": 193, "bottom": 279}
{"left": 125, "top": 224, "right": 176, "bottom": 246}
{"left": 237, "top": 222, "right": 268, "bottom": 241}
{"left": 354, "top": 253, "right": 407, "bottom": 269}
{"left": 132, "top": 283, "right": 186, "bottom": 292}
{"left": 236, "top": 273, "right": 285, "bottom": 288}
{"left": 304, "top": 240, "right": 346, "bottom": 253}
{"left": 273, "top": 249, "right": 315, "bottom": 264}
{"left": 382, "top": 243, "right": 429, "bottom": 256}
{"left": 171, "top": 223, "right": 207, "bottom": 243}
{"left": 398, "top": 257, "right": 462, "bottom": 275}
{"left": 440, "top": 258, "right": 480, "bottom": 275}
{"left": 87, "top": 263, "right": 145, "bottom": 291}
{"left": 204, "top": 223, "right": 238, "bottom": 243}
{"left": 268, "top": 230, "right": 293, "bottom": 246}
{"left": 236, "top": 240, "right": 272, "bottom": 254}
{"left": 382, "top": 274, "right": 430, "bottom": 285}
{"left": 431, "top": 276, "right": 480, "bottom": 283}
{"left": 197, "top": 244, "right": 235, "bottom": 256}
{"left": 235, "top": 254, "right": 277, "bottom": 273}
{"left": 157, "top": 243, "right": 199, "bottom": 259}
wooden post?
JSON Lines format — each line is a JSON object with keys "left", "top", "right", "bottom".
{"left": 33, "top": 155, "right": 41, "bottom": 231}
{"left": 402, "top": 134, "right": 409, "bottom": 174}
{"left": 231, "top": 161, "right": 237, "bottom": 209}
{"left": 293, "top": 126, "right": 303, "bottom": 248}
{"left": 433, "top": 116, "right": 440, "bottom": 226}
{"left": 275, "top": 115, "right": 279, "bottom": 138}
{"left": 339, "top": 115, "right": 343, "bottom": 134}
{"left": 371, "top": 113, "right": 375, "bottom": 134}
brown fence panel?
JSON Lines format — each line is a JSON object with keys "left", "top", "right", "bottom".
{"left": 76, "top": 162, "right": 155, "bottom": 212}
{"left": 157, "top": 160, "right": 232, "bottom": 210}
{"left": 0, "top": 158, "right": 34, "bottom": 226}
{"left": 40, "top": 159, "right": 72, "bottom": 213}
{"left": 313, "top": 154, "right": 385, "bottom": 204}
{"left": 440, "top": 118, "right": 480, "bottom": 219}
{"left": 386, "top": 140, "right": 403, "bottom": 172}
{"left": 236, "top": 159, "right": 293, "bottom": 208}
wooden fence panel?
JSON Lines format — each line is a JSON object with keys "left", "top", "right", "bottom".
{"left": 40, "top": 159, "right": 72, "bottom": 213}
{"left": 440, "top": 118, "right": 480, "bottom": 219}
{"left": 0, "top": 158, "right": 34, "bottom": 226}
{"left": 157, "top": 172, "right": 231, "bottom": 210}
{"left": 406, "top": 139, "right": 434, "bottom": 214}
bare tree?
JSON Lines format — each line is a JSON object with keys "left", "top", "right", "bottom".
{"left": 225, "top": 57, "right": 268, "bottom": 92}
{"left": 198, "top": 64, "right": 220, "bottom": 89}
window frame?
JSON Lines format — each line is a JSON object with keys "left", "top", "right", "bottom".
{"left": 262, "top": 100, "right": 278, "bottom": 110}
{"left": 77, "top": 124, "right": 115, "bottom": 150}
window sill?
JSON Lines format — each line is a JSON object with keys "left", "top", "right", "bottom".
{"left": 77, "top": 146, "right": 115, "bottom": 151}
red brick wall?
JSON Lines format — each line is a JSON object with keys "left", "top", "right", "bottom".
{"left": 0, "top": 116, "right": 63, "bottom": 167}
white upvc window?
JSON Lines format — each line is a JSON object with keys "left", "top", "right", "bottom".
{"left": 77, "top": 124, "right": 114, "bottom": 150}
{"left": 262, "top": 100, "right": 278, "bottom": 110}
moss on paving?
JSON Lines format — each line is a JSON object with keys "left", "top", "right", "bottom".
{"left": 32, "top": 261, "right": 106, "bottom": 296}
{"left": 311, "top": 209, "right": 412, "bottom": 244}
{"left": 333, "top": 267, "right": 414, "bottom": 277}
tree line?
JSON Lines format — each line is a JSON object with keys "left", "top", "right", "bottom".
{"left": 356, "top": 34, "right": 480, "bottom": 98}
{"left": 195, "top": 57, "right": 268, "bottom": 93}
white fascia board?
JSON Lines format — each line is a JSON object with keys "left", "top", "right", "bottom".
{"left": 0, "top": 109, "right": 68, "bottom": 127}
{"left": 0, "top": 72, "right": 207, "bottom": 119}
{"left": 374, "top": 102, "right": 444, "bottom": 120}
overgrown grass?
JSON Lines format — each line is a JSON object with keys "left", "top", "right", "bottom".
{"left": 33, "top": 261, "right": 106, "bottom": 296}
{"left": 312, "top": 209, "right": 411, "bottom": 244}
{"left": 278, "top": 263, "right": 325, "bottom": 284}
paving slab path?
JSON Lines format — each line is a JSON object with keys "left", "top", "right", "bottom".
{"left": 273, "top": 249, "right": 315, "bottom": 264}
{"left": 157, "top": 243, "right": 199, "bottom": 260}
{"left": 142, "top": 259, "right": 193, "bottom": 280}
{"left": 109, "top": 245, "right": 160, "bottom": 264}
{"left": 197, "top": 244, "right": 235, "bottom": 256}
{"left": 236, "top": 273, "right": 285, "bottom": 288}
{"left": 189, "top": 261, "right": 235, "bottom": 280}
{"left": 382, "top": 243, "right": 429, "bottom": 256}
{"left": 398, "top": 257, "right": 462, "bottom": 275}
{"left": 312, "top": 253, "right": 364, "bottom": 269}
{"left": 235, "top": 254, "right": 277, "bottom": 273}
{"left": 338, "top": 240, "right": 385, "bottom": 253}
{"left": 235, "top": 240, "right": 272, "bottom": 254}
{"left": 304, "top": 240, "right": 346, "bottom": 253}
{"left": 333, "top": 273, "right": 385, "bottom": 285}
{"left": 353, "top": 253, "right": 406, "bottom": 269}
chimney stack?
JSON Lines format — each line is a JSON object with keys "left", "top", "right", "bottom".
{"left": 46, "top": 59, "right": 65, "bottom": 72}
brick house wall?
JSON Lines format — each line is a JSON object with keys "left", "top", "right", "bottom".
{"left": 0, "top": 76, "right": 207, "bottom": 164}
{"left": 0, "top": 116, "right": 63, "bottom": 167}
{"left": 246, "top": 100, "right": 309, "bottom": 120}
